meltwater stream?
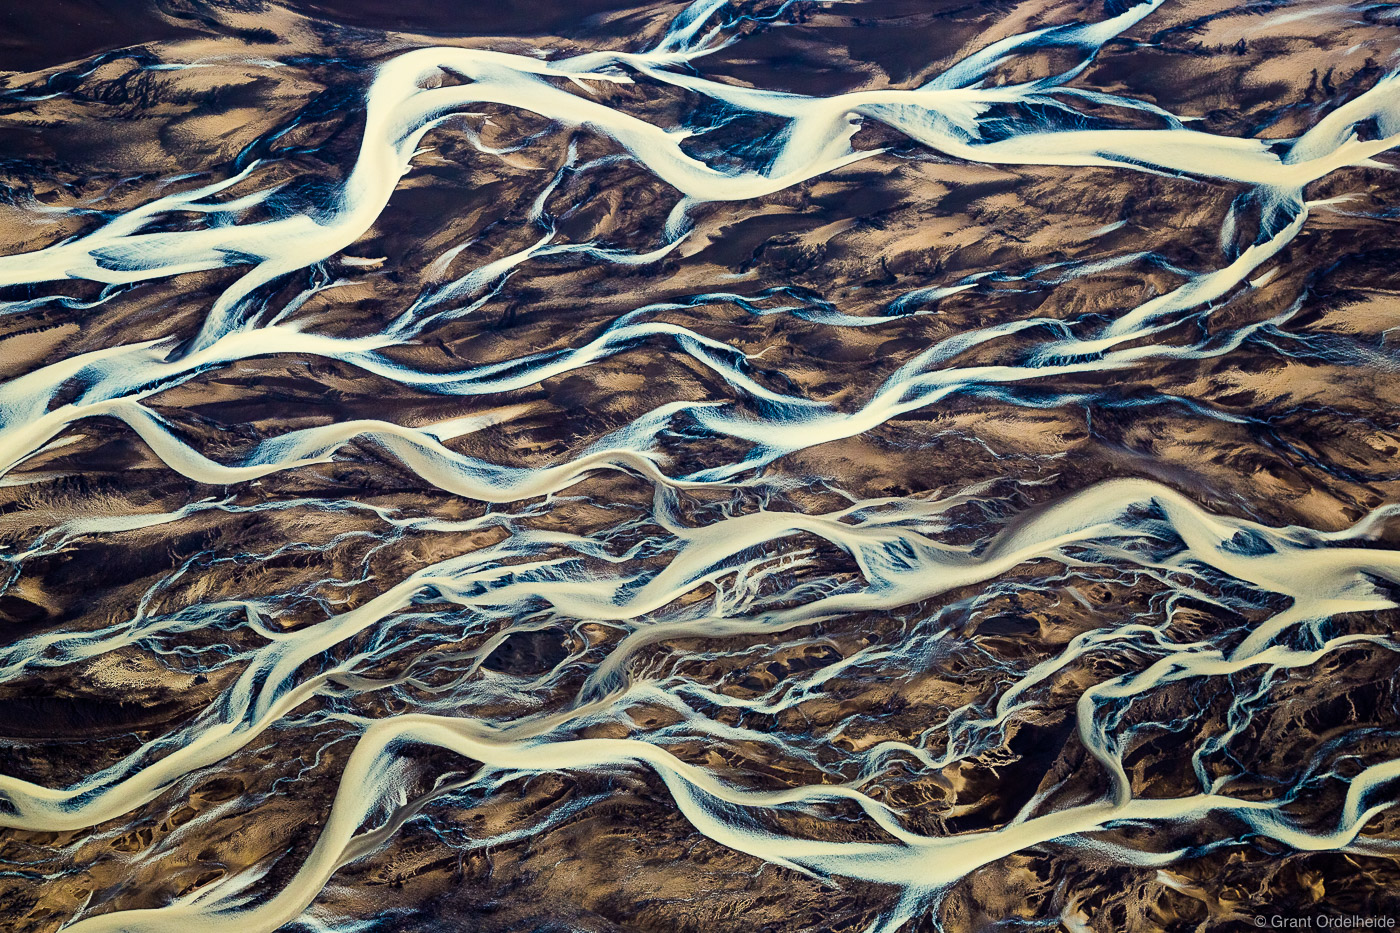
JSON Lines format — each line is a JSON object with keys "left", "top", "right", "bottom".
{"left": 1, "top": 0, "right": 1400, "bottom": 930}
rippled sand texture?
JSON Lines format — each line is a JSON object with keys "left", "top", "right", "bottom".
{"left": 2, "top": 0, "right": 1400, "bottom": 930}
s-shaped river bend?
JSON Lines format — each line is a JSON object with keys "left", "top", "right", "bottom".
{"left": 1, "top": 0, "right": 1400, "bottom": 930}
